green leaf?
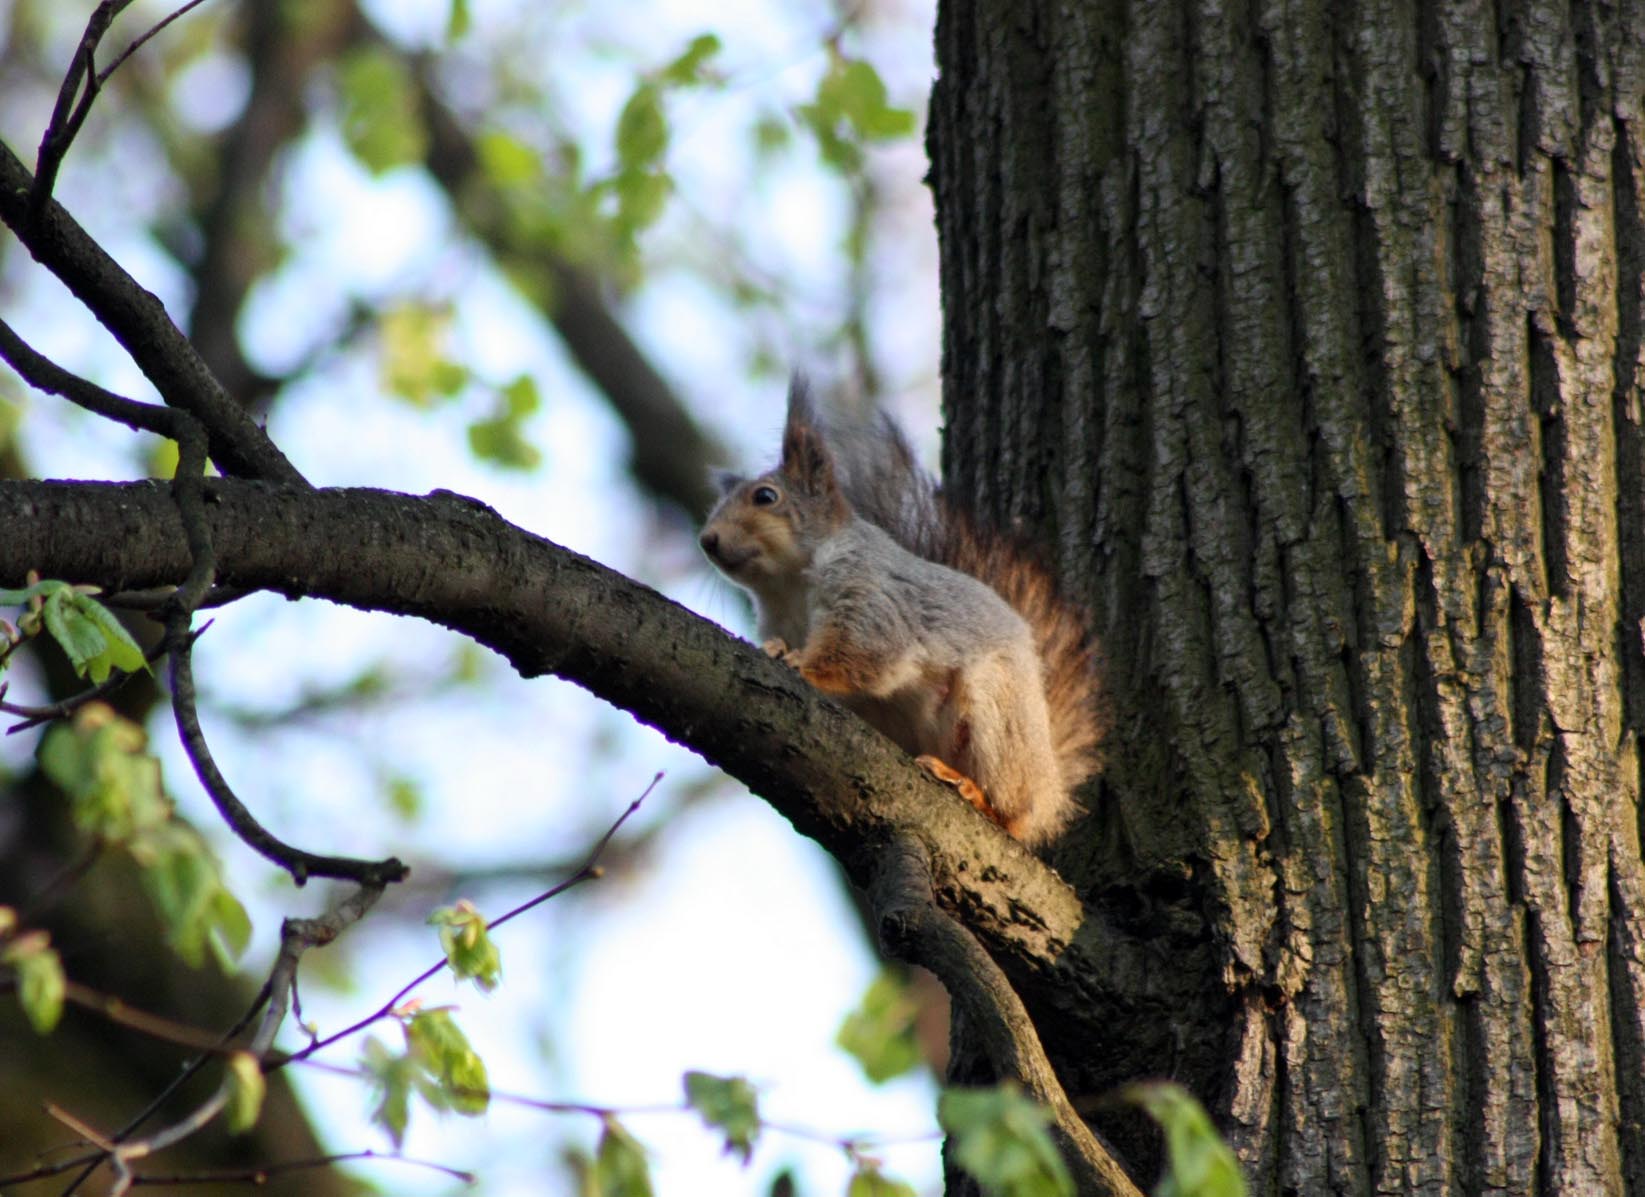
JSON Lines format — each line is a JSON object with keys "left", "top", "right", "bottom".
{"left": 406, "top": 1007, "right": 490, "bottom": 1114}
{"left": 660, "top": 33, "right": 721, "bottom": 86}
{"left": 41, "top": 705, "right": 249, "bottom": 972}
{"left": 837, "top": 969, "right": 922, "bottom": 1083}
{"left": 615, "top": 83, "right": 668, "bottom": 170}
{"left": 938, "top": 1083, "right": 1073, "bottom": 1197}
{"left": 379, "top": 304, "right": 468, "bottom": 407}
{"left": 0, "top": 578, "right": 68, "bottom": 606}
{"left": 40, "top": 589, "right": 111, "bottom": 682}
{"left": 132, "top": 823, "right": 225, "bottom": 968}
{"left": 1121, "top": 1082, "right": 1247, "bottom": 1197}
{"left": 606, "top": 167, "right": 673, "bottom": 244}
{"left": 848, "top": 1165, "right": 918, "bottom": 1197}
{"left": 387, "top": 775, "right": 424, "bottom": 821}
{"left": 683, "top": 1070, "right": 760, "bottom": 1164}
{"left": 445, "top": 0, "right": 471, "bottom": 40}
{"left": 834, "top": 60, "right": 916, "bottom": 139}
{"left": 3, "top": 931, "right": 65, "bottom": 1034}
{"left": 363, "top": 1037, "right": 415, "bottom": 1148}
{"left": 337, "top": 47, "right": 429, "bottom": 173}
{"left": 593, "top": 1117, "right": 653, "bottom": 1197}
{"left": 477, "top": 129, "right": 540, "bottom": 188}
{"left": 130, "top": 822, "right": 251, "bottom": 971}
{"left": 224, "top": 1051, "right": 266, "bottom": 1133}
{"left": 467, "top": 374, "right": 543, "bottom": 469}
{"left": 0, "top": 393, "right": 21, "bottom": 457}
{"left": 39, "top": 704, "right": 170, "bottom": 841}
{"left": 752, "top": 113, "right": 791, "bottom": 159}
{"left": 796, "top": 54, "right": 915, "bottom": 172}
{"left": 59, "top": 589, "right": 148, "bottom": 682}
{"left": 208, "top": 887, "right": 254, "bottom": 967}
{"left": 428, "top": 899, "right": 502, "bottom": 992}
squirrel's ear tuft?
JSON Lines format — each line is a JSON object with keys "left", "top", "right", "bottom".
{"left": 710, "top": 468, "right": 744, "bottom": 496}
{"left": 785, "top": 372, "right": 819, "bottom": 428}
{"left": 781, "top": 375, "right": 840, "bottom": 500}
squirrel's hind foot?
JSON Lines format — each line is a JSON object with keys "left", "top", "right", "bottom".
{"left": 915, "top": 754, "right": 1002, "bottom": 827}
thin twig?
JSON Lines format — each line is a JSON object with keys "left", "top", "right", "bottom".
{"left": 126, "top": 1149, "right": 476, "bottom": 1187}
{"left": 29, "top": 0, "right": 218, "bottom": 220}
{"left": 30, "top": 0, "right": 137, "bottom": 220}
{"left": 294, "top": 1056, "right": 941, "bottom": 1152}
{"left": 102, "top": 585, "right": 249, "bottom": 612}
{"left": 0, "top": 316, "right": 180, "bottom": 438}
{"left": 60, "top": 981, "right": 242, "bottom": 1055}
{"left": 0, "top": 1148, "right": 104, "bottom": 1189}
{"left": 16, "top": 841, "right": 106, "bottom": 924}
{"left": 274, "top": 778, "right": 656, "bottom": 1070}
{"left": 0, "top": 639, "right": 171, "bottom": 736}
{"left": 50, "top": 886, "right": 386, "bottom": 1194}
{"left": 52, "top": 984, "right": 271, "bottom": 1197}
{"left": 96, "top": 0, "right": 218, "bottom": 88}
{"left": 165, "top": 623, "right": 407, "bottom": 887}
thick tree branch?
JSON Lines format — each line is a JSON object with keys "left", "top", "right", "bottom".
{"left": 0, "top": 476, "right": 1213, "bottom": 1097}
{"left": 0, "top": 140, "right": 306, "bottom": 486}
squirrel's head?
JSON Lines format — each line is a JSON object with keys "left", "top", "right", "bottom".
{"left": 698, "top": 376, "right": 851, "bottom": 586}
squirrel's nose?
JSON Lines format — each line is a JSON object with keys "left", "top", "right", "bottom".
{"left": 699, "top": 531, "right": 719, "bottom": 557}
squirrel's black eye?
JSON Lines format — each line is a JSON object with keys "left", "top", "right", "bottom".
{"left": 751, "top": 485, "right": 780, "bottom": 506}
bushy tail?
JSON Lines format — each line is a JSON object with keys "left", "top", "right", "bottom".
{"left": 824, "top": 406, "right": 1104, "bottom": 796}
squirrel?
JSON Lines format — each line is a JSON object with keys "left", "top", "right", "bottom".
{"left": 698, "top": 377, "right": 1102, "bottom": 847}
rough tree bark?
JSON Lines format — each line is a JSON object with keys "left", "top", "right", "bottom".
{"left": 931, "top": 1, "right": 1645, "bottom": 1193}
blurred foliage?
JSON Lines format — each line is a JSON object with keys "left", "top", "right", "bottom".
{"left": 836, "top": 968, "right": 922, "bottom": 1083}
{"left": 429, "top": 897, "right": 502, "bottom": 992}
{"left": 938, "top": 1084, "right": 1072, "bottom": 1197}
{"left": 225, "top": 1050, "right": 269, "bottom": 1133}
{"left": 1122, "top": 1082, "right": 1247, "bottom": 1197}
{"left": 39, "top": 703, "right": 252, "bottom": 971}
{"left": 1, "top": 920, "right": 65, "bottom": 1032}
{"left": 363, "top": 1005, "right": 491, "bottom": 1147}
{"left": 684, "top": 1070, "right": 762, "bottom": 1163}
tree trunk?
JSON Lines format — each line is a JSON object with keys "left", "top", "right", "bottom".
{"left": 930, "top": 1, "right": 1645, "bottom": 1192}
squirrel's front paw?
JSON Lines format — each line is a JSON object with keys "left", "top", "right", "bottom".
{"left": 761, "top": 638, "right": 799, "bottom": 666}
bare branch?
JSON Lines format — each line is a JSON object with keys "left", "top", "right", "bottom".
{"left": 52, "top": 986, "right": 272, "bottom": 1197}
{"left": 29, "top": 0, "right": 137, "bottom": 219}
{"left": 0, "top": 141, "right": 307, "bottom": 486}
{"left": 45, "top": 884, "right": 388, "bottom": 1192}
{"left": 0, "top": 638, "right": 166, "bottom": 733}
{"left": 0, "top": 315, "right": 184, "bottom": 439}
{"left": 30, "top": 0, "right": 220, "bottom": 222}
{"left": 125, "top": 1150, "right": 476, "bottom": 1188}
{"left": 95, "top": 0, "right": 218, "bottom": 89}
{"left": 60, "top": 981, "right": 237, "bottom": 1054}
{"left": 166, "top": 627, "right": 407, "bottom": 887}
